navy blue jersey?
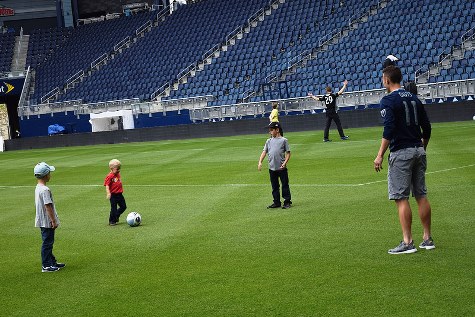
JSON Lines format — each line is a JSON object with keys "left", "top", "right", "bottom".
{"left": 318, "top": 93, "right": 339, "bottom": 113}
{"left": 380, "top": 88, "right": 431, "bottom": 152}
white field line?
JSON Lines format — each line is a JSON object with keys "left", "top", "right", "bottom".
{"left": 1, "top": 164, "right": 473, "bottom": 189}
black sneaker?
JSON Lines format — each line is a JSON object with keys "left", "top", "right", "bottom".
{"left": 42, "top": 266, "right": 60, "bottom": 272}
{"left": 323, "top": 138, "right": 332, "bottom": 142}
{"left": 341, "top": 135, "right": 349, "bottom": 140}
{"left": 267, "top": 203, "right": 281, "bottom": 209}
{"left": 388, "top": 241, "right": 418, "bottom": 254}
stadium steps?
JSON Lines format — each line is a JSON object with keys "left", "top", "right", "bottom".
{"left": 151, "top": 0, "right": 287, "bottom": 104}
{"left": 40, "top": 11, "right": 168, "bottom": 105}
{"left": 416, "top": 26, "right": 475, "bottom": 84}
{"left": 10, "top": 35, "right": 29, "bottom": 75}
{"left": 244, "top": 0, "right": 392, "bottom": 102}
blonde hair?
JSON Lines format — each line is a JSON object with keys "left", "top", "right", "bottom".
{"left": 109, "top": 159, "right": 121, "bottom": 169}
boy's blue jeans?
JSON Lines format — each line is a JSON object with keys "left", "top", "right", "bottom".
{"left": 40, "top": 227, "right": 56, "bottom": 267}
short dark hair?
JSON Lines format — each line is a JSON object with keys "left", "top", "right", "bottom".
{"left": 382, "top": 65, "right": 402, "bottom": 84}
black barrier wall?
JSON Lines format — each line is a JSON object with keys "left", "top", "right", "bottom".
{"left": 5, "top": 101, "right": 475, "bottom": 151}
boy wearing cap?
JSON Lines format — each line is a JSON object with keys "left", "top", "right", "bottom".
{"left": 104, "top": 159, "right": 127, "bottom": 226}
{"left": 258, "top": 122, "right": 292, "bottom": 209}
{"left": 34, "top": 162, "right": 65, "bottom": 272}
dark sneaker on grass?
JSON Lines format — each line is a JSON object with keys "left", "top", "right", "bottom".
{"left": 42, "top": 266, "right": 60, "bottom": 272}
{"left": 323, "top": 139, "right": 332, "bottom": 142}
{"left": 419, "top": 237, "right": 435, "bottom": 250}
{"left": 341, "top": 136, "right": 350, "bottom": 140}
{"left": 267, "top": 203, "right": 281, "bottom": 209}
{"left": 388, "top": 241, "right": 417, "bottom": 254}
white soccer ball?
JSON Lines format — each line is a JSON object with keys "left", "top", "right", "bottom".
{"left": 126, "top": 212, "right": 142, "bottom": 227}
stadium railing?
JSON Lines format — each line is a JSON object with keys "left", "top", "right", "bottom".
{"left": 18, "top": 79, "right": 475, "bottom": 121}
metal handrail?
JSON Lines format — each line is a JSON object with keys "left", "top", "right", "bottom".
{"left": 162, "top": 94, "right": 214, "bottom": 105}
{"left": 201, "top": 43, "right": 220, "bottom": 60}
{"left": 150, "top": 82, "right": 171, "bottom": 100}
{"left": 17, "top": 66, "right": 31, "bottom": 111}
{"left": 22, "top": 79, "right": 475, "bottom": 118}
{"left": 66, "top": 70, "right": 85, "bottom": 86}
{"left": 155, "top": 6, "right": 170, "bottom": 22}
{"left": 114, "top": 36, "right": 131, "bottom": 51}
{"left": 225, "top": 25, "right": 244, "bottom": 43}
{"left": 91, "top": 53, "right": 108, "bottom": 69}
{"left": 135, "top": 20, "right": 152, "bottom": 36}
{"left": 177, "top": 63, "right": 198, "bottom": 82}
{"left": 40, "top": 87, "right": 60, "bottom": 104}
{"left": 461, "top": 26, "right": 475, "bottom": 43}
{"left": 461, "top": 26, "right": 475, "bottom": 54}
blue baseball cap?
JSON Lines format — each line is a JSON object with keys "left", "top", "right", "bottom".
{"left": 34, "top": 162, "right": 55, "bottom": 178}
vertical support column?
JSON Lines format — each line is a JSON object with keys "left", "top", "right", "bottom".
{"left": 61, "top": 0, "right": 74, "bottom": 28}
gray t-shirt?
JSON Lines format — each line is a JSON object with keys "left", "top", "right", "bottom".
{"left": 263, "top": 136, "right": 290, "bottom": 171}
{"left": 35, "top": 184, "right": 60, "bottom": 228}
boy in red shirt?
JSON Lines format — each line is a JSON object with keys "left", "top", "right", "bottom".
{"left": 104, "top": 159, "right": 127, "bottom": 226}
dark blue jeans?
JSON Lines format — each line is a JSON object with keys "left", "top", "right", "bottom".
{"left": 269, "top": 168, "right": 292, "bottom": 205}
{"left": 40, "top": 227, "right": 56, "bottom": 267}
{"left": 109, "top": 193, "right": 127, "bottom": 223}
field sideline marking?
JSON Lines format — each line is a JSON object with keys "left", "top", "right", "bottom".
{"left": 1, "top": 164, "right": 473, "bottom": 189}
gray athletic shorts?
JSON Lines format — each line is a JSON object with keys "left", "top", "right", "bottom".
{"left": 388, "top": 147, "right": 427, "bottom": 200}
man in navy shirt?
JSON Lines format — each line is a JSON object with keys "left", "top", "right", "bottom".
{"left": 309, "top": 80, "right": 349, "bottom": 142}
{"left": 374, "top": 65, "right": 435, "bottom": 254}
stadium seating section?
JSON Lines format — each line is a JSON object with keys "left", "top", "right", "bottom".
{"left": 24, "top": 0, "right": 474, "bottom": 106}
{"left": 0, "top": 33, "right": 16, "bottom": 73}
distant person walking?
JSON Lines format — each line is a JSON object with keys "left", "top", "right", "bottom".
{"left": 308, "top": 80, "right": 349, "bottom": 142}
{"left": 373, "top": 65, "right": 434, "bottom": 254}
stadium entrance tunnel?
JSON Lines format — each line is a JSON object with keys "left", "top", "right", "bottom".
{"left": 0, "top": 77, "right": 24, "bottom": 141}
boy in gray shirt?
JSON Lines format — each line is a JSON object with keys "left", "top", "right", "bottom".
{"left": 258, "top": 122, "right": 292, "bottom": 209}
{"left": 34, "top": 162, "right": 65, "bottom": 272}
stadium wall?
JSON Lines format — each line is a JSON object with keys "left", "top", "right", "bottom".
{"left": 0, "top": 0, "right": 57, "bottom": 33}
{"left": 18, "top": 110, "right": 192, "bottom": 137}
{"left": 5, "top": 101, "right": 475, "bottom": 151}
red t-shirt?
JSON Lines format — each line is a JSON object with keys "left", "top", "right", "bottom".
{"left": 104, "top": 172, "right": 123, "bottom": 194}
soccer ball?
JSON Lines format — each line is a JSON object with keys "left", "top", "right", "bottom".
{"left": 126, "top": 212, "right": 142, "bottom": 227}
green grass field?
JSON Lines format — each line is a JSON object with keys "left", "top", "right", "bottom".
{"left": 1, "top": 121, "right": 474, "bottom": 316}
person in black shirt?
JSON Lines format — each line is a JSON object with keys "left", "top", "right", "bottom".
{"left": 374, "top": 65, "right": 434, "bottom": 254}
{"left": 308, "top": 80, "right": 349, "bottom": 142}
